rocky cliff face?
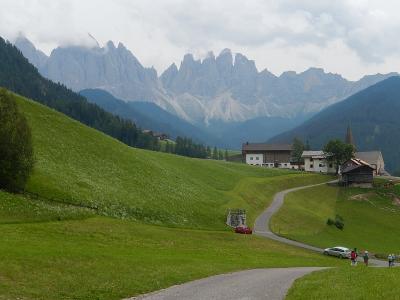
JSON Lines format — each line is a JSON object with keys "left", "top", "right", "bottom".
{"left": 15, "top": 37, "right": 398, "bottom": 126}
{"left": 14, "top": 36, "right": 48, "bottom": 70}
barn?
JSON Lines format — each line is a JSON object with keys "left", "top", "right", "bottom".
{"left": 341, "top": 158, "right": 375, "bottom": 186}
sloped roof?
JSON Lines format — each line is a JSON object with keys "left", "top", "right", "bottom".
{"left": 242, "top": 143, "right": 292, "bottom": 151}
{"left": 355, "top": 151, "right": 382, "bottom": 165}
{"left": 302, "top": 150, "right": 331, "bottom": 158}
{"left": 341, "top": 158, "right": 374, "bottom": 173}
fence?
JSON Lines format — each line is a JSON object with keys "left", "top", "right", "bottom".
{"left": 226, "top": 209, "right": 246, "bottom": 227}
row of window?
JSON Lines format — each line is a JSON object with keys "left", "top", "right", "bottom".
{"left": 249, "top": 156, "right": 260, "bottom": 161}
{"left": 309, "top": 163, "right": 333, "bottom": 168}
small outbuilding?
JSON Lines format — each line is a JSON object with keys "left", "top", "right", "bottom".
{"left": 341, "top": 158, "right": 374, "bottom": 186}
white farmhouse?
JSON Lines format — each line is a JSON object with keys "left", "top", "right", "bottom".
{"left": 302, "top": 151, "right": 336, "bottom": 174}
{"left": 242, "top": 143, "right": 295, "bottom": 169}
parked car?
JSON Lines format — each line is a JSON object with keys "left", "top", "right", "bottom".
{"left": 323, "top": 246, "right": 351, "bottom": 258}
{"left": 235, "top": 226, "right": 252, "bottom": 234}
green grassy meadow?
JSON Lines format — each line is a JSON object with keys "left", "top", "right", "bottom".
{"left": 287, "top": 266, "right": 400, "bottom": 300}
{"left": 0, "top": 215, "right": 343, "bottom": 300}
{"left": 270, "top": 183, "right": 400, "bottom": 255}
{"left": 19, "top": 94, "right": 329, "bottom": 229}
{"left": 0, "top": 93, "right": 340, "bottom": 299}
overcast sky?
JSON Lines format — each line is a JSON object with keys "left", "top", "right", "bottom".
{"left": 1, "top": 0, "right": 400, "bottom": 80}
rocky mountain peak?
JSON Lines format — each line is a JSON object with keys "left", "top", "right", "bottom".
{"left": 14, "top": 35, "right": 48, "bottom": 69}
{"left": 106, "top": 40, "right": 116, "bottom": 49}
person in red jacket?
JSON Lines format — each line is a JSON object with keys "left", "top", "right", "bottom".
{"left": 351, "top": 249, "right": 358, "bottom": 266}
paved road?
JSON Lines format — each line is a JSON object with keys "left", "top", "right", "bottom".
{"left": 128, "top": 181, "right": 391, "bottom": 300}
{"left": 129, "top": 267, "right": 326, "bottom": 300}
{"left": 254, "top": 181, "right": 388, "bottom": 267}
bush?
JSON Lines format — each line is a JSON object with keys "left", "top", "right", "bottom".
{"left": 327, "top": 214, "right": 344, "bottom": 230}
{"left": 327, "top": 218, "right": 335, "bottom": 225}
{"left": 0, "top": 89, "right": 34, "bottom": 192}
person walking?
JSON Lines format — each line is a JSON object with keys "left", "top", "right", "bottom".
{"left": 388, "top": 254, "right": 393, "bottom": 267}
{"left": 390, "top": 254, "right": 396, "bottom": 267}
{"left": 351, "top": 249, "right": 357, "bottom": 266}
{"left": 363, "top": 250, "right": 369, "bottom": 266}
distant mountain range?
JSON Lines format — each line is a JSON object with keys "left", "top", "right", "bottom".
{"left": 269, "top": 76, "right": 400, "bottom": 174}
{"left": 15, "top": 36, "right": 397, "bottom": 124}
{"left": 13, "top": 36, "right": 399, "bottom": 149}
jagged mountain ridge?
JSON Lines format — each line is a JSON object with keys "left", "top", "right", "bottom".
{"left": 15, "top": 36, "right": 398, "bottom": 127}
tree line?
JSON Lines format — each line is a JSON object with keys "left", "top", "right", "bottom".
{"left": 163, "top": 137, "right": 229, "bottom": 160}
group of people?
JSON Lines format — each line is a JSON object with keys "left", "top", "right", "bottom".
{"left": 350, "top": 248, "right": 365, "bottom": 266}
{"left": 350, "top": 248, "right": 396, "bottom": 267}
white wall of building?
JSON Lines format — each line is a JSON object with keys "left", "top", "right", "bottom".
{"left": 245, "top": 153, "right": 263, "bottom": 166}
{"left": 304, "top": 157, "right": 336, "bottom": 173}
{"left": 245, "top": 154, "right": 294, "bottom": 169}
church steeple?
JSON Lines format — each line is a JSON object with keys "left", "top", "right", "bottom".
{"left": 345, "top": 124, "right": 355, "bottom": 149}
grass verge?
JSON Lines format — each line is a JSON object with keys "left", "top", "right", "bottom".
{"left": 287, "top": 266, "right": 400, "bottom": 300}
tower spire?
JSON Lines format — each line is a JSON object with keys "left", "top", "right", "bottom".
{"left": 345, "top": 124, "right": 355, "bottom": 148}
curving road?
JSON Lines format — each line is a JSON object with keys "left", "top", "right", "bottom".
{"left": 128, "top": 181, "right": 389, "bottom": 300}
{"left": 254, "top": 181, "right": 388, "bottom": 267}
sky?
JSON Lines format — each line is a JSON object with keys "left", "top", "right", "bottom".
{"left": 1, "top": 0, "right": 400, "bottom": 80}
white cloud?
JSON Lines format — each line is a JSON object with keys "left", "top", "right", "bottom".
{"left": 1, "top": 0, "right": 400, "bottom": 80}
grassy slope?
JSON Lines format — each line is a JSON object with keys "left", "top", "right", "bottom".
{"left": 0, "top": 216, "right": 343, "bottom": 300}
{"left": 20, "top": 94, "right": 328, "bottom": 229}
{"left": 0, "top": 94, "right": 340, "bottom": 299}
{"left": 287, "top": 267, "right": 400, "bottom": 300}
{"left": 270, "top": 184, "right": 400, "bottom": 254}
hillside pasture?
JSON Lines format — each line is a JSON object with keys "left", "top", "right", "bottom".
{"left": 270, "top": 183, "right": 400, "bottom": 255}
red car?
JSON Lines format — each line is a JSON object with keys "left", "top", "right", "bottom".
{"left": 235, "top": 226, "right": 252, "bottom": 234}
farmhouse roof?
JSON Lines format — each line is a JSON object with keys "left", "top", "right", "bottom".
{"left": 301, "top": 150, "right": 331, "bottom": 158}
{"left": 341, "top": 158, "right": 374, "bottom": 174}
{"left": 242, "top": 143, "right": 292, "bottom": 151}
{"left": 355, "top": 151, "right": 382, "bottom": 165}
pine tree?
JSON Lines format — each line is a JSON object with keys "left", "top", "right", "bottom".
{"left": 206, "top": 146, "right": 212, "bottom": 158}
{"left": 212, "top": 147, "right": 218, "bottom": 160}
{"left": 0, "top": 89, "right": 34, "bottom": 192}
{"left": 218, "top": 150, "right": 224, "bottom": 160}
{"left": 224, "top": 149, "right": 229, "bottom": 161}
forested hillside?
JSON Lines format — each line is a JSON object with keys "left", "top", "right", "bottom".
{"left": 80, "top": 88, "right": 217, "bottom": 144}
{"left": 0, "top": 37, "right": 159, "bottom": 150}
{"left": 269, "top": 76, "right": 400, "bottom": 173}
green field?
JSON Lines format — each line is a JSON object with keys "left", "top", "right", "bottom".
{"left": 0, "top": 93, "right": 340, "bottom": 299}
{"left": 0, "top": 214, "right": 343, "bottom": 300}
{"left": 270, "top": 183, "right": 400, "bottom": 255}
{"left": 19, "top": 94, "right": 329, "bottom": 229}
{"left": 287, "top": 266, "right": 400, "bottom": 299}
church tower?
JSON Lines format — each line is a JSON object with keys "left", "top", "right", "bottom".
{"left": 345, "top": 124, "right": 356, "bottom": 149}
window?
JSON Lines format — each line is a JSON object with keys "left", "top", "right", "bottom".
{"left": 256, "top": 157, "right": 259, "bottom": 160}
{"left": 310, "top": 164, "right": 314, "bottom": 168}
{"left": 329, "top": 163, "right": 333, "bottom": 168}
{"left": 319, "top": 164, "right": 323, "bottom": 167}
{"left": 250, "top": 157, "right": 253, "bottom": 160}
{"left": 310, "top": 158, "right": 314, "bottom": 162}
